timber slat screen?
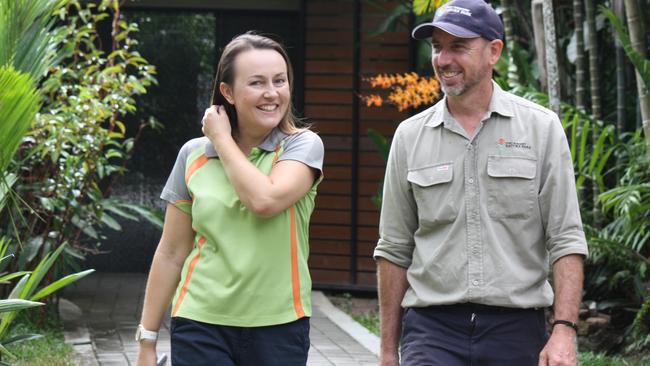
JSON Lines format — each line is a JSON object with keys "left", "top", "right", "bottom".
{"left": 305, "top": 0, "right": 410, "bottom": 290}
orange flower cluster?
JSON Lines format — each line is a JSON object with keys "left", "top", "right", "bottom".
{"left": 362, "top": 72, "right": 441, "bottom": 111}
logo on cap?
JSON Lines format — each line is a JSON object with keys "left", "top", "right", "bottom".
{"left": 438, "top": 5, "right": 473, "bottom": 17}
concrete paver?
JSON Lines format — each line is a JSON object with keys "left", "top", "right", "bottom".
{"left": 61, "top": 273, "right": 378, "bottom": 365}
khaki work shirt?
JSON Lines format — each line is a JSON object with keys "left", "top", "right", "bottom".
{"left": 374, "top": 82, "right": 588, "bottom": 309}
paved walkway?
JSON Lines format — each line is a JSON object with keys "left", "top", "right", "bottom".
{"left": 60, "top": 273, "right": 379, "bottom": 365}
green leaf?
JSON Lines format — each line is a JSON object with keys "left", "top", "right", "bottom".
{"left": 115, "top": 202, "right": 164, "bottom": 229}
{"left": 0, "top": 0, "right": 69, "bottom": 80}
{"left": 18, "top": 237, "right": 46, "bottom": 269}
{"left": 103, "top": 201, "right": 138, "bottom": 221}
{"left": 0, "top": 173, "right": 17, "bottom": 210}
{"left": 587, "top": 125, "right": 614, "bottom": 174}
{"left": 577, "top": 120, "right": 590, "bottom": 171}
{"left": 413, "top": 0, "right": 446, "bottom": 16}
{"left": 1, "top": 333, "right": 43, "bottom": 345}
{"left": 0, "top": 299, "right": 43, "bottom": 313}
{"left": 106, "top": 149, "right": 124, "bottom": 159}
{"left": 0, "top": 67, "right": 40, "bottom": 173}
{"left": 71, "top": 216, "right": 99, "bottom": 239}
{"left": 368, "top": 3, "right": 411, "bottom": 37}
{"left": 602, "top": 7, "right": 650, "bottom": 89}
{"left": 367, "top": 128, "right": 390, "bottom": 163}
{"left": 63, "top": 245, "right": 86, "bottom": 261}
{"left": 19, "top": 244, "right": 67, "bottom": 300}
{"left": 0, "top": 341, "right": 15, "bottom": 358}
{"left": 30, "top": 269, "right": 94, "bottom": 301}
{"left": 0, "top": 271, "right": 31, "bottom": 284}
{"left": 100, "top": 212, "right": 122, "bottom": 231}
{"left": 8, "top": 274, "right": 30, "bottom": 300}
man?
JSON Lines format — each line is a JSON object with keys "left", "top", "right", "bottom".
{"left": 373, "top": 1, "right": 588, "bottom": 365}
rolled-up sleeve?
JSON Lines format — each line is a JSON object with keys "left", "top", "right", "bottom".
{"left": 539, "top": 115, "right": 589, "bottom": 264}
{"left": 374, "top": 126, "right": 418, "bottom": 268}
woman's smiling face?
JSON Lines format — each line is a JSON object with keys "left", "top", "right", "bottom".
{"left": 221, "top": 48, "right": 290, "bottom": 135}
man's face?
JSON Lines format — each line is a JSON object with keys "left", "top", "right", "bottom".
{"left": 431, "top": 29, "right": 499, "bottom": 97}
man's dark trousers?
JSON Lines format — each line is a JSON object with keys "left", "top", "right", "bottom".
{"left": 401, "top": 303, "right": 548, "bottom": 366}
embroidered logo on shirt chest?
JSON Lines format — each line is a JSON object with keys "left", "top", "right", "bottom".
{"left": 497, "top": 138, "right": 532, "bottom": 152}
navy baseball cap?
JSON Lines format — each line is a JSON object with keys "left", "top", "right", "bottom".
{"left": 412, "top": 0, "right": 504, "bottom": 41}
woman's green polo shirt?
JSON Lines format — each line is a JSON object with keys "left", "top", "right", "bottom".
{"left": 160, "top": 128, "right": 324, "bottom": 327}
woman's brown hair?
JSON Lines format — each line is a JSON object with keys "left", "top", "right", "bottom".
{"left": 210, "top": 32, "right": 302, "bottom": 135}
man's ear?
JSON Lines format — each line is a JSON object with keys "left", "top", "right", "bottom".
{"left": 488, "top": 39, "right": 504, "bottom": 66}
{"left": 220, "top": 82, "right": 235, "bottom": 105}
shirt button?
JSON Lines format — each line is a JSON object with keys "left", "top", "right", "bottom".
{"left": 468, "top": 178, "right": 474, "bottom": 184}
{"left": 472, "top": 279, "right": 479, "bottom": 286}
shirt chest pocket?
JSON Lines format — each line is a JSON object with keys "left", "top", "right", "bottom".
{"left": 486, "top": 155, "right": 538, "bottom": 219}
{"left": 407, "top": 162, "right": 458, "bottom": 225}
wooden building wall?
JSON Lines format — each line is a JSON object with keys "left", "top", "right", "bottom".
{"left": 305, "top": 0, "right": 412, "bottom": 290}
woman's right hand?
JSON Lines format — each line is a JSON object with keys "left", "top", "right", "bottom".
{"left": 136, "top": 341, "right": 157, "bottom": 366}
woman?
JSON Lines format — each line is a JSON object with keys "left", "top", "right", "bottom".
{"left": 136, "top": 33, "right": 324, "bottom": 366}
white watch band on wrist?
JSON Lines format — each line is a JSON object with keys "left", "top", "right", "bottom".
{"left": 135, "top": 324, "right": 158, "bottom": 342}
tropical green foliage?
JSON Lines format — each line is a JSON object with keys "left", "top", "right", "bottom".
{"left": 2, "top": 0, "right": 161, "bottom": 272}
{"left": 0, "top": 237, "right": 92, "bottom": 361}
{"left": 0, "top": 0, "right": 68, "bottom": 79}
{"left": 586, "top": 131, "right": 649, "bottom": 348}
{"left": 0, "top": 67, "right": 38, "bottom": 218}
{"left": 0, "top": 0, "right": 68, "bottom": 214}
{"left": 5, "top": 307, "right": 74, "bottom": 366}
{"left": 0, "top": 0, "right": 160, "bottom": 358}
{"left": 0, "top": 68, "right": 39, "bottom": 175}
{"left": 603, "top": 8, "right": 650, "bottom": 90}
{"left": 412, "top": 0, "right": 446, "bottom": 15}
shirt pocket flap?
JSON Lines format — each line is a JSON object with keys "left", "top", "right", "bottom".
{"left": 487, "top": 156, "right": 537, "bottom": 179}
{"left": 407, "top": 163, "right": 453, "bottom": 187}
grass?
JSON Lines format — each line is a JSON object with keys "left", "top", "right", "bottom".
{"left": 2, "top": 305, "right": 75, "bottom": 366}
{"left": 352, "top": 312, "right": 380, "bottom": 336}
{"left": 328, "top": 292, "right": 380, "bottom": 336}
{"left": 578, "top": 352, "right": 650, "bottom": 366}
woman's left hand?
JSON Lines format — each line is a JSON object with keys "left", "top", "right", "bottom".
{"left": 202, "top": 105, "right": 231, "bottom": 143}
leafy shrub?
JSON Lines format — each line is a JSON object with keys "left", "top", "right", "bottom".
{"left": 2, "top": 0, "right": 161, "bottom": 272}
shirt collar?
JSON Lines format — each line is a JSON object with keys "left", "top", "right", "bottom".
{"left": 204, "top": 127, "right": 288, "bottom": 158}
{"left": 424, "top": 80, "right": 515, "bottom": 128}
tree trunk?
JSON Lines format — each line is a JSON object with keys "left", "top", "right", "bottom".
{"left": 502, "top": 0, "right": 519, "bottom": 86}
{"left": 573, "top": 0, "right": 586, "bottom": 112}
{"left": 532, "top": 0, "right": 547, "bottom": 91}
{"left": 624, "top": 0, "right": 650, "bottom": 149}
{"left": 585, "top": 0, "right": 601, "bottom": 119}
{"left": 614, "top": 0, "right": 626, "bottom": 136}
{"left": 585, "top": 0, "right": 602, "bottom": 222}
{"left": 542, "top": 0, "right": 561, "bottom": 117}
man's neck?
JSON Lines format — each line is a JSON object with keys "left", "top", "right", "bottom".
{"left": 446, "top": 80, "right": 494, "bottom": 137}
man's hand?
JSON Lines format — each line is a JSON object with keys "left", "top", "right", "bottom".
{"left": 379, "top": 351, "right": 400, "bottom": 366}
{"left": 136, "top": 341, "right": 157, "bottom": 366}
{"left": 538, "top": 326, "right": 577, "bottom": 366}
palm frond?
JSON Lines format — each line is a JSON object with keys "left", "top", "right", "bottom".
{"left": 602, "top": 7, "right": 650, "bottom": 90}
{"left": 0, "top": 66, "right": 40, "bottom": 173}
{"left": 0, "top": 0, "right": 69, "bottom": 80}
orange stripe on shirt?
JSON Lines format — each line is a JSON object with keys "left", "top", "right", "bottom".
{"left": 185, "top": 154, "right": 209, "bottom": 184}
{"left": 172, "top": 236, "right": 206, "bottom": 317}
{"left": 289, "top": 206, "right": 305, "bottom": 318}
{"left": 271, "top": 145, "right": 281, "bottom": 165}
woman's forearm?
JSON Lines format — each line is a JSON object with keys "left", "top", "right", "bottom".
{"left": 139, "top": 247, "right": 185, "bottom": 331}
